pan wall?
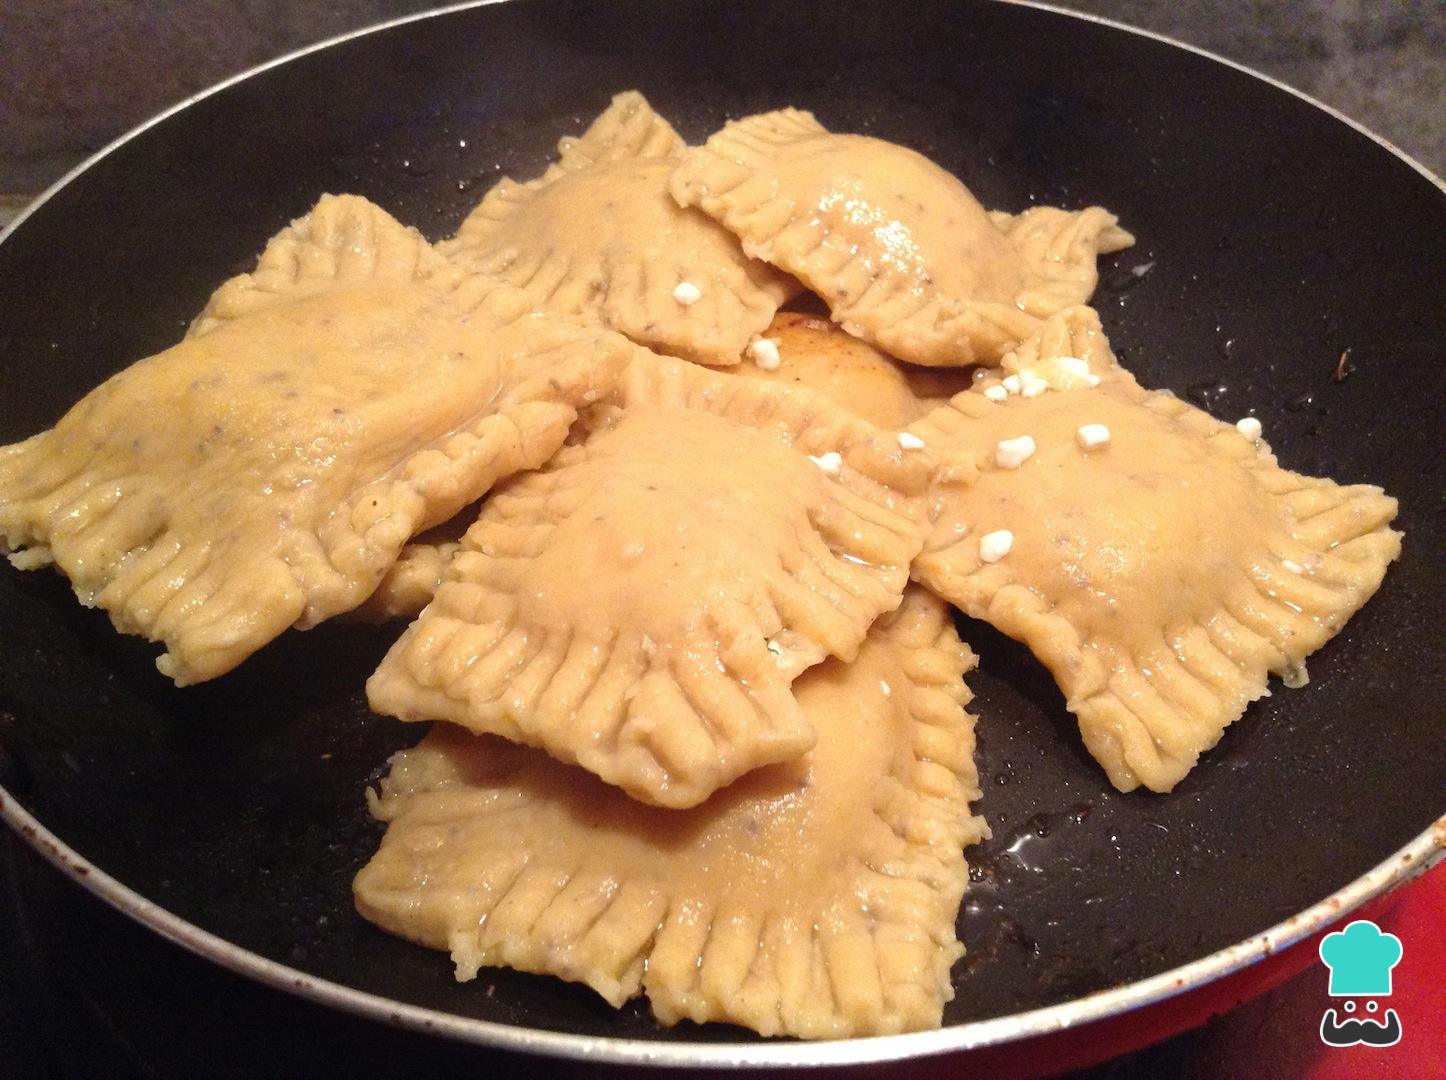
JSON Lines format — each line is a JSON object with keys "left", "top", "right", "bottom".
{"left": 0, "top": 0, "right": 1441, "bottom": 210}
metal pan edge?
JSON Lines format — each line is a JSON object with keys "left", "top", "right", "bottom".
{"left": 3, "top": 789, "right": 1440, "bottom": 1067}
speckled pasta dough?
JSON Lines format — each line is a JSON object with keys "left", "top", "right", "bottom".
{"left": 349, "top": 540, "right": 461, "bottom": 623}
{"left": 908, "top": 308, "right": 1402, "bottom": 792}
{"left": 988, "top": 205, "right": 1135, "bottom": 322}
{"left": 355, "top": 586, "right": 988, "bottom": 1039}
{"left": 367, "top": 351, "right": 934, "bottom": 808}
{"left": 347, "top": 504, "right": 478, "bottom": 624}
{"left": 728, "top": 310, "right": 966, "bottom": 429}
{"left": 439, "top": 91, "right": 797, "bottom": 365}
{"left": 0, "top": 195, "right": 629, "bottom": 684}
{"left": 669, "top": 108, "right": 1133, "bottom": 367}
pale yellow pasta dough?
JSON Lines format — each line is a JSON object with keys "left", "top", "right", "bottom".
{"left": 441, "top": 91, "right": 796, "bottom": 365}
{"left": 728, "top": 310, "right": 931, "bottom": 429}
{"left": 989, "top": 206, "right": 1135, "bottom": 320}
{"left": 350, "top": 540, "right": 461, "bottom": 623}
{"left": 348, "top": 504, "right": 477, "bottom": 623}
{"left": 670, "top": 108, "right": 1132, "bottom": 367}
{"left": 908, "top": 310, "right": 1402, "bottom": 792}
{"left": 367, "top": 351, "right": 934, "bottom": 808}
{"left": 0, "top": 195, "right": 629, "bottom": 684}
{"left": 355, "top": 586, "right": 988, "bottom": 1039}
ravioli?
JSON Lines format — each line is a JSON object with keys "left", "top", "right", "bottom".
{"left": 441, "top": 91, "right": 797, "bottom": 365}
{"left": 355, "top": 586, "right": 988, "bottom": 1039}
{"left": 908, "top": 311, "right": 1402, "bottom": 792}
{"left": 0, "top": 194, "right": 629, "bottom": 684}
{"left": 729, "top": 310, "right": 956, "bottom": 429}
{"left": 669, "top": 108, "right": 1132, "bottom": 367}
{"left": 367, "top": 352, "right": 934, "bottom": 808}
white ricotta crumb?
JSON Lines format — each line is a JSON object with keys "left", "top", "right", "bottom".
{"left": 672, "top": 280, "right": 702, "bottom": 306}
{"left": 747, "top": 336, "right": 781, "bottom": 370}
{"left": 983, "top": 385, "right": 1009, "bottom": 402}
{"left": 1236, "top": 416, "right": 1263, "bottom": 442}
{"left": 809, "top": 451, "right": 842, "bottom": 476}
{"left": 897, "top": 431, "right": 926, "bottom": 450}
{"left": 979, "top": 529, "right": 1014, "bottom": 563}
{"left": 1019, "top": 371, "right": 1049, "bottom": 398}
{"left": 1076, "top": 423, "right": 1111, "bottom": 450}
{"left": 1056, "top": 356, "right": 1091, "bottom": 378}
{"left": 995, "top": 435, "right": 1037, "bottom": 469}
{"left": 1002, "top": 374, "right": 1022, "bottom": 395}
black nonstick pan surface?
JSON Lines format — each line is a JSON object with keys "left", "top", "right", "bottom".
{"left": 0, "top": 0, "right": 1442, "bottom": 1067}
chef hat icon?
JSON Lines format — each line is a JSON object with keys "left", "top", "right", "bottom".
{"left": 1318, "top": 920, "right": 1403, "bottom": 997}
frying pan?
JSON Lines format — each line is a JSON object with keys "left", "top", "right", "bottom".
{"left": 1, "top": 0, "right": 1442, "bottom": 1072}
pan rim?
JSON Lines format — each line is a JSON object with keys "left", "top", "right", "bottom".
{"left": 5, "top": 790, "right": 1441, "bottom": 1066}
{"left": 0, "top": 0, "right": 1439, "bottom": 254}
{"left": 1, "top": 0, "right": 1442, "bottom": 1066}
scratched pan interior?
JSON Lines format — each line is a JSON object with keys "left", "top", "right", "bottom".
{"left": 0, "top": 0, "right": 1443, "bottom": 1052}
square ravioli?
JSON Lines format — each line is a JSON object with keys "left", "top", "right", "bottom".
{"left": 440, "top": 91, "right": 797, "bottom": 366}
{"left": 355, "top": 586, "right": 988, "bottom": 1039}
{"left": 367, "top": 351, "right": 935, "bottom": 808}
{"left": 908, "top": 309, "right": 1402, "bottom": 792}
{"left": 669, "top": 108, "right": 1132, "bottom": 367}
{"left": 0, "top": 194, "right": 629, "bottom": 684}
